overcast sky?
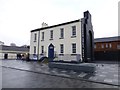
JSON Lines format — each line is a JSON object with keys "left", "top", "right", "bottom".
{"left": 0, "top": 0, "right": 119, "bottom": 46}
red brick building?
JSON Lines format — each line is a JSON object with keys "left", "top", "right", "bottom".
{"left": 94, "top": 36, "right": 120, "bottom": 61}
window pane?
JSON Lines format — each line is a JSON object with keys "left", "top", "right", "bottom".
{"left": 106, "top": 43, "right": 108, "bottom": 48}
{"left": 41, "top": 46, "right": 44, "bottom": 53}
{"left": 72, "top": 26, "right": 76, "bottom": 36}
{"left": 94, "top": 44, "right": 96, "bottom": 48}
{"left": 117, "top": 44, "right": 120, "bottom": 49}
{"left": 72, "top": 43, "right": 76, "bottom": 53}
{"left": 42, "top": 32, "right": 44, "bottom": 40}
{"left": 60, "top": 44, "right": 64, "bottom": 53}
{"left": 60, "top": 28, "right": 64, "bottom": 38}
{"left": 101, "top": 44, "right": 104, "bottom": 48}
{"left": 109, "top": 43, "right": 112, "bottom": 48}
{"left": 34, "top": 46, "right": 36, "bottom": 54}
{"left": 34, "top": 33, "right": 37, "bottom": 41}
{"left": 50, "top": 30, "right": 53, "bottom": 39}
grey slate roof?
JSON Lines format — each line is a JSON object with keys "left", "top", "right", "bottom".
{"left": 0, "top": 45, "right": 29, "bottom": 52}
{"left": 94, "top": 36, "right": 120, "bottom": 43}
{"left": 31, "top": 19, "right": 80, "bottom": 32}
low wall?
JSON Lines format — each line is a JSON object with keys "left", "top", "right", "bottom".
{"left": 54, "top": 54, "right": 81, "bottom": 62}
{"left": 49, "top": 62, "right": 96, "bottom": 73}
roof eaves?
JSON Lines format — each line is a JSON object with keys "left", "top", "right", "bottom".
{"left": 31, "top": 19, "right": 81, "bottom": 32}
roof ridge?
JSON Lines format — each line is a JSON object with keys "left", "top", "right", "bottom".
{"left": 31, "top": 19, "right": 81, "bottom": 32}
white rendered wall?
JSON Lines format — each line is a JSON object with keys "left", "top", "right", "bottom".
{"left": 0, "top": 50, "right": 29, "bottom": 60}
{"left": 30, "top": 21, "right": 82, "bottom": 61}
{"left": 8, "top": 53, "right": 17, "bottom": 59}
{"left": 39, "top": 21, "right": 81, "bottom": 56}
{"left": 30, "top": 31, "right": 39, "bottom": 55}
{"left": 0, "top": 52, "right": 4, "bottom": 60}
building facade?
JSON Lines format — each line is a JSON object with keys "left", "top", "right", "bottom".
{"left": 30, "top": 11, "right": 94, "bottom": 62}
{"left": 0, "top": 45, "right": 29, "bottom": 60}
{"left": 94, "top": 36, "right": 120, "bottom": 61}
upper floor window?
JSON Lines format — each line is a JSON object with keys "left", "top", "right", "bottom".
{"left": 60, "top": 44, "right": 64, "bottom": 53}
{"left": 34, "top": 46, "right": 36, "bottom": 54}
{"left": 94, "top": 44, "right": 96, "bottom": 49}
{"left": 101, "top": 44, "right": 104, "bottom": 48}
{"left": 109, "top": 43, "right": 112, "bottom": 48}
{"left": 41, "top": 32, "right": 44, "bottom": 41}
{"left": 50, "top": 30, "right": 53, "bottom": 40}
{"left": 71, "top": 26, "right": 76, "bottom": 37}
{"left": 60, "top": 28, "right": 64, "bottom": 39}
{"left": 34, "top": 33, "right": 37, "bottom": 42}
{"left": 106, "top": 43, "right": 108, "bottom": 48}
{"left": 117, "top": 44, "right": 120, "bottom": 49}
{"left": 72, "top": 43, "right": 76, "bottom": 53}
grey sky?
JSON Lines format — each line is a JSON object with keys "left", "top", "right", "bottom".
{"left": 0, "top": 0, "right": 119, "bottom": 46}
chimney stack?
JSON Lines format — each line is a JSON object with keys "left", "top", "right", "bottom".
{"left": 42, "top": 22, "right": 48, "bottom": 28}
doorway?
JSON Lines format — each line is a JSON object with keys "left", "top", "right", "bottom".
{"left": 4, "top": 54, "right": 8, "bottom": 59}
{"left": 89, "top": 31, "right": 93, "bottom": 61}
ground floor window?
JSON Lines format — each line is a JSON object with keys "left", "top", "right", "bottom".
{"left": 41, "top": 46, "right": 44, "bottom": 54}
{"left": 72, "top": 43, "right": 76, "bottom": 53}
{"left": 60, "top": 44, "right": 64, "bottom": 53}
{"left": 34, "top": 46, "right": 36, "bottom": 54}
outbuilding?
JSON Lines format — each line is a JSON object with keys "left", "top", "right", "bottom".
{"left": 0, "top": 45, "right": 29, "bottom": 60}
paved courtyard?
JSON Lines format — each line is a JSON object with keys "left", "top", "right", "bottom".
{"left": 0, "top": 60, "right": 120, "bottom": 88}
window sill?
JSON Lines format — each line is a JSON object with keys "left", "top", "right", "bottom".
{"left": 59, "top": 37, "right": 64, "bottom": 39}
{"left": 49, "top": 38, "right": 53, "bottom": 40}
{"left": 40, "top": 53, "right": 44, "bottom": 55}
{"left": 41, "top": 40, "right": 44, "bottom": 41}
{"left": 59, "top": 54, "right": 64, "bottom": 56}
{"left": 71, "top": 54, "right": 77, "bottom": 56}
{"left": 71, "top": 35, "right": 76, "bottom": 38}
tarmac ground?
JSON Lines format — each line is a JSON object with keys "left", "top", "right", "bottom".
{"left": 0, "top": 60, "right": 120, "bottom": 88}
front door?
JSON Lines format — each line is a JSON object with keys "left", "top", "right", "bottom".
{"left": 48, "top": 43, "right": 54, "bottom": 61}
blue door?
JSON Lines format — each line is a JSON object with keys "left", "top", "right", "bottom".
{"left": 48, "top": 43, "right": 54, "bottom": 61}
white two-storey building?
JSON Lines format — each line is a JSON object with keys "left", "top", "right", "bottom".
{"left": 30, "top": 11, "right": 94, "bottom": 62}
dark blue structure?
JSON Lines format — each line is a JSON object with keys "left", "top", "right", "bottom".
{"left": 81, "top": 11, "right": 94, "bottom": 62}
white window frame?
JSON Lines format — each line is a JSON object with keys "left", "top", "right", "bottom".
{"left": 50, "top": 30, "right": 53, "bottom": 40}
{"left": 34, "top": 46, "right": 36, "bottom": 54}
{"left": 60, "top": 44, "right": 64, "bottom": 53}
{"left": 106, "top": 43, "right": 108, "bottom": 48}
{"left": 34, "top": 33, "right": 37, "bottom": 42}
{"left": 117, "top": 44, "right": 120, "bottom": 49}
{"left": 101, "top": 44, "right": 104, "bottom": 48}
{"left": 109, "top": 43, "right": 112, "bottom": 48}
{"left": 60, "top": 28, "right": 64, "bottom": 39}
{"left": 94, "top": 44, "right": 96, "bottom": 49}
{"left": 72, "top": 43, "right": 76, "bottom": 53}
{"left": 41, "top": 32, "right": 44, "bottom": 41}
{"left": 72, "top": 26, "right": 76, "bottom": 37}
{"left": 41, "top": 46, "right": 44, "bottom": 54}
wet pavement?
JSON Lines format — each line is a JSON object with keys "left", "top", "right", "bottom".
{"left": 1, "top": 60, "right": 120, "bottom": 88}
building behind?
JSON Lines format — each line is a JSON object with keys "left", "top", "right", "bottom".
{"left": 94, "top": 36, "right": 120, "bottom": 61}
{"left": 30, "top": 11, "right": 94, "bottom": 62}
{"left": 0, "top": 45, "right": 29, "bottom": 60}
